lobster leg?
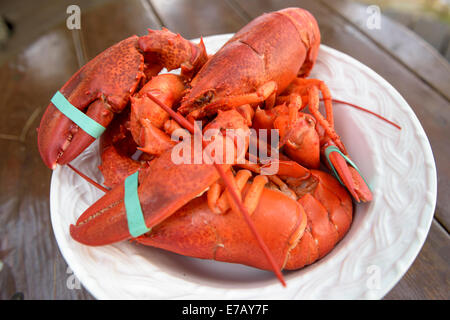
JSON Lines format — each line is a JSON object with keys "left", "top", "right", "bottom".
{"left": 242, "top": 175, "right": 269, "bottom": 215}
{"left": 206, "top": 169, "right": 268, "bottom": 215}
{"left": 307, "top": 85, "right": 346, "bottom": 153}
{"left": 207, "top": 169, "right": 251, "bottom": 214}
{"left": 280, "top": 78, "right": 334, "bottom": 127}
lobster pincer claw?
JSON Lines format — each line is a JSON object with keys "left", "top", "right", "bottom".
{"left": 324, "top": 145, "right": 373, "bottom": 203}
{"left": 138, "top": 28, "right": 208, "bottom": 80}
{"left": 38, "top": 36, "right": 145, "bottom": 169}
{"left": 38, "top": 30, "right": 210, "bottom": 170}
{"left": 71, "top": 108, "right": 250, "bottom": 246}
{"left": 70, "top": 143, "right": 229, "bottom": 246}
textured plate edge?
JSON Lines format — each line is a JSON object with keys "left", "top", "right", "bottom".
{"left": 319, "top": 44, "right": 437, "bottom": 299}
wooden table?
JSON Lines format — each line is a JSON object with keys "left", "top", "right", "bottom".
{"left": 0, "top": 0, "right": 448, "bottom": 300}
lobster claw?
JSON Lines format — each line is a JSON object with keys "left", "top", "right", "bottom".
{"left": 38, "top": 36, "right": 145, "bottom": 169}
{"left": 70, "top": 145, "right": 228, "bottom": 246}
{"left": 325, "top": 147, "right": 372, "bottom": 202}
{"left": 71, "top": 109, "right": 250, "bottom": 246}
{"left": 38, "top": 30, "right": 209, "bottom": 169}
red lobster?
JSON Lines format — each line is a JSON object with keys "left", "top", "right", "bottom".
{"left": 37, "top": 8, "right": 371, "bottom": 281}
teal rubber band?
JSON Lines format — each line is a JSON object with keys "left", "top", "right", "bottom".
{"left": 124, "top": 171, "right": 150, "bottom": 237}
{"left": 51, "top": 91, "right": 106, "bottom": 139}
{"left": 324, "top": 146, "right": 372, "bottom": 192}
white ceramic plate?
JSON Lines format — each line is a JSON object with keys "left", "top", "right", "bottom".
{"left": 50, "top": 34, "right": 437, "bottom": 299}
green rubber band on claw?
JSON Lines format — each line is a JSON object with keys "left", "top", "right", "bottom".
{"left": 324, "top": 145, "right": 372, "bottom": 192}
{"left": 51, "top": 91, "right": 106, "bottom": 139}
{"left": 124, "top": 171, "right": 151, "bottom": 237}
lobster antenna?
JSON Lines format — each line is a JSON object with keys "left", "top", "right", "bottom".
{"left": 325, "top": 98, "right": 402, "bottom": 130}
{"left": 67, "top": 163, "right": 110, "bottom": 193}
{"left": 146, "top": 93, "right": 287, "bottom": 287}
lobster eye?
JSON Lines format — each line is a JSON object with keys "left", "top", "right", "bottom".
{"left": 194, "top": 90, "right": 214, "bottom": 106}
{"left": 304, "top": 114, "right": 316, "bottom": 126}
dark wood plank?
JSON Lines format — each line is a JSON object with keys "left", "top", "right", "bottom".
{"left": 232, "top": 0, "right": 449, "bottom": 299}
{"left": 0, "top": 20, "right": 93, "bottom": 299}
{"left": 385, "top": 221, "right": 450, "bottom": 299}
{"left": 81, "top": 0, "right": 161, "bottom": 60}
{"left": 149, "top": 0, "right": 247, "bottom": 39}
{"left": 320, "top": 0, "right": 450, "bottom": 102}
{"left": 0, "top": 0, "right": 111, "bottom": 65}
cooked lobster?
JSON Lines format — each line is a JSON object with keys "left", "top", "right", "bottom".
{"left": 37, "top": 8, "right": 372, "bottom": 282}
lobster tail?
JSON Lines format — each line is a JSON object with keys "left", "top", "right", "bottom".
{"left": 284, "top": 170, "right": 353, "bottom": 269}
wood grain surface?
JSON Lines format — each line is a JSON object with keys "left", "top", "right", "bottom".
{"left": 0, "top": 0, "right": 448, "bottom": 300}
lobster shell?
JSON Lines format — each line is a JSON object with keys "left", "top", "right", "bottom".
{"left": 178, "top": 8, "right": 320, "bottom": 117}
